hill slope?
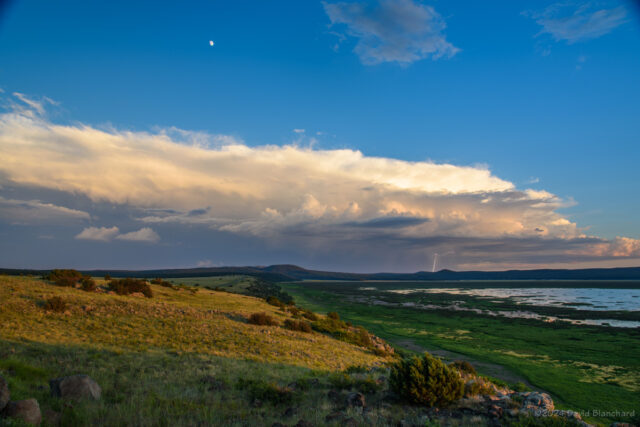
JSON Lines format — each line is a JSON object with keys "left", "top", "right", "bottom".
{"left": 0, "top": 275, "right": 389, "bottom": 425}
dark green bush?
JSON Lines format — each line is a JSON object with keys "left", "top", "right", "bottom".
{"left": 301, "top": 310, "right": 318, "bottom": 321}
{"left": 43, "top": 296, "right": 67, "bottom": 313}
{"left": 80, "top": 276, "right": 97, "bottom": 292}
{"left": 327, "top": 311, "right": 340, "bottom": 320}
{"left": 283, "top": 319, "right": 312, "bottom": 333}
{"left": 46, "top": 269, "right": 83, "bottom": 287}
{"left": 452, "top": 360, "right": 477, "bottom": 376}
{"left": 248, "top": 312, "right": 278, "bottom": 326}
{"left": 345, "top": 365, "right": 368, "bottom": 374}
{"left": 354, "top": 375, "right": 383, "bottom": 394}
{"left": 389, "top": 352, "right": 464, "bottom": 407}
{"left": 237, "top": 379, "right": 297, "bottom": 405}
{"left": 108, "top": 278, "right": 153, "bottom": 298}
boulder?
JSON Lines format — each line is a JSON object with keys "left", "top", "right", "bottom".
{"left": 346, "top": 392, "right": 365, "bottom": 408}
{"left": 2, "top": 399, "right": 42, "bottom": 425}
{"left": 0, "top": 375, "right": 9, "bottom": 412}
{"left": 50, "top": 374, "right": 101, "bottom": 400}
{"left": 520, "top": 392, "right": 554, "bottom": 414}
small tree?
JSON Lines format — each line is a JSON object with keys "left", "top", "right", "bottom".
{"left": 389, "top": 352, "right": 464, "bottom": 407}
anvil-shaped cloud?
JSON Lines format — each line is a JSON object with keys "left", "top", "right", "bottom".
{"left": 0, "top": 93, "right": 638, "bottom": 270}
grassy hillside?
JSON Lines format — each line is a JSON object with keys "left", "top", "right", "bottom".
{"left": 0, "top": 275, "right": 391, "bottom": 425}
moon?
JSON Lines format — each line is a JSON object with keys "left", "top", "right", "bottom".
{"left": 209, "top": 40, "right": 215, "bottom": 47}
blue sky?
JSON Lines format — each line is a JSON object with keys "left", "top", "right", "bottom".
{"left": 0, "top": 0, "right": 639, "bottom": 271}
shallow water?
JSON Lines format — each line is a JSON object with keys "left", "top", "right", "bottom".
{"left": 358, "top": 286, "right": 640, "bottom": 328}
{"left": 390, "top": 288, "right": 640, "bottom": 311}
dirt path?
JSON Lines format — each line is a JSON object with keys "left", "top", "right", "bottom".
{"left": 394, "top": 339, "right": 543, "bottom": 392}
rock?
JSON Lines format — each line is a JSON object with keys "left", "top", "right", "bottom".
{"left": 488, "top": 404, "right": 503, "bottom": 418}
{"left": 507, "top": 409, "right": 519, "bottom": 417}
{"left": 0, "top": 375, "right": 9, "bottom": 412}
{"left": 295, "top": 419, "right": 314, "bottom": 427}
{"left": 2, "top": 399, "right": 42, "bottom": 425}
{"left": 50, "top": 375, "right": 101, "bottom": 400}
{"left": 520, "top": 392, "right": 554, "bottom": 414}
{"left": 346, "top": 392, "right": 365, "bottom": 408}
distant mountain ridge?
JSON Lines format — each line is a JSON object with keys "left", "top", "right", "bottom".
{"left": 2, "top": 264, "right": 640, "bottom": 281}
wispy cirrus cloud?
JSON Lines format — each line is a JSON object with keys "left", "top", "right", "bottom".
{"left": 322, "top": 0, "right": 459, "bottom": 65}
{"left": 1, "top": 91, "right": 638, "bottom": 269}
{"left": 525, "top": 1, "right": 628, "bottom": 44}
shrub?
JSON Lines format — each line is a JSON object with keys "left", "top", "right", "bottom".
{"left": 43, "top": 296, "right": 67, "bottom": 313}
{"left": 150, "top": 278, "right": 163, "bottom": 284}
{"left": 345, "top": 365, "right": 368, "bottom": 374}
{"left": 327, "top": 311, "right": 340, "bottom": 320}
{"left": 266, "top": 296, "right": 284, "bottom": 307}
{"left": 452, "top": 360, "right": 477, "bottom": 376}
{"left": 283, "top": 319, "right": 312, "bottom": 333}
{"left": 354, "top": 375, "right": 383, "bottom": 394}
{"left": 288, "top": 306, "right": 300, "bottom": 316}
{"left": 237, "top": 379, "right": 297, "bottom": 405}
{"left": 80, "top": 276, "right": 97, "bottom": 292}
{"left": 46, "top": 269, "right": 83, "bottom": 287}
{"left": 389, "top": 353, "right": 464, "bottom": 407}
{"left": 512, "top": 382, "right": 531, "bottom": 392}
{"left": 104, "top": 274, "right": 111, "bottom": 280}
{"left": 301, "top": 310, "right": 318, "bottom": 321}
{"left": 248, "top": 312, "right": 278, "bottom": 326}
{"left": 352, "top": 326, "right": 372, "bottom": 347}
{"left": 108, "top": 278, "right": 153, "bottom": 298}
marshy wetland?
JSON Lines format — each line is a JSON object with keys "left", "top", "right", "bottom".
{"left": 282, "top": 280, "right": 640, "bottom": 424}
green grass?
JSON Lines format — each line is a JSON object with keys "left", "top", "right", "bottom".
{"left": 281, "top": 281, "right": 640, "bottom": 425}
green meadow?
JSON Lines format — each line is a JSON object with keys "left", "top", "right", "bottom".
{"left": 281, "top": 281, "right": 640, "bottom": 425}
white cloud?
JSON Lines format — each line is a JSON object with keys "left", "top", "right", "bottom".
{"left": 525, "top": 2, "right": 628, "bottom": 44}
{"left": 293, "top": 128, "right": 305, "bottom": 134}
{"left": 75, "top": 225, "right": 160, "bottom": 243}
{"left": 116, "top": 227, "right": 160, "bottom": 243}
{"left": 0, "top": 196, "right": 90, "bottom": 224}
{"left": 323, "top": 0, "right": 459, "bottom": 65}
{"left": 76, "top": 226, "right": 120, "bottom": 241}
{"left": 1, "top": 92, "right": 638, "bottom": 267}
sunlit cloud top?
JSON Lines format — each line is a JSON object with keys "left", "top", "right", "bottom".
{"left": 0, "top": 92, "right": 638, "bottom": 270}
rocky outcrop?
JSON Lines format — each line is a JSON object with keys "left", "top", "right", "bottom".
{"left": 2, "top": 398, "right": 42, "bottom": 425}
{"left": 50, "top": 374, "right": 101, "bottom": 400}
{"left": 520, "top": 391, "right": 554, "bottom": 414}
